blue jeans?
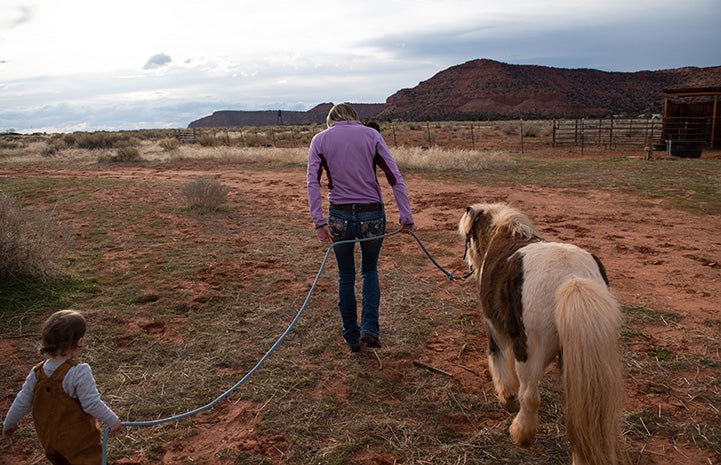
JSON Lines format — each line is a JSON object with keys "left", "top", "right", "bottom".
{"left": 328, "top": 206, "right": 386, "bottom": 347}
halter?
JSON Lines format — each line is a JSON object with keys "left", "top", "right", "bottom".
{"left": 462, "top": 232, "right": 475, "bottom": 278}
{"left": 463, "top": 232, "right": 472, "bottom": 261}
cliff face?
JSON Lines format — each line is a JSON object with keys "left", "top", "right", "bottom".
{"left": 188, "top": 60, "right": 721, "bottom": 127}
{"left": 188, "top": 103, "right": 384, "bottom": 128}
{"left": 379, "top": 59, "right": 721, "bottom": 120}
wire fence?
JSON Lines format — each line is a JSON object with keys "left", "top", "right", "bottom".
{"left": 177, "top": 117, "right": 717, "bottom": 152}
{"left": 177, "top": 120, "right": 555, "bottom": 152}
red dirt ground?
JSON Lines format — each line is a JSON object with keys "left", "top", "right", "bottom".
{"left": 1, "top": 146, "right": 720, "bottom": 465}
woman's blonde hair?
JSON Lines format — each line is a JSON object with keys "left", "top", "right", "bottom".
{"left": 40, "top": 309, "right": 86, "bottom": 356}
{"left": 326, "top": 103, "right": 358, "bottom": 128}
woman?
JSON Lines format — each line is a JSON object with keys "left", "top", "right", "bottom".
{"left": 307, "top": 103, "right": 414, "bottom": 353}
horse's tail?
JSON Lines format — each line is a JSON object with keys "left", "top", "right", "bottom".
{"left": 555, "top": 278, "right": 624, "bottom": 465}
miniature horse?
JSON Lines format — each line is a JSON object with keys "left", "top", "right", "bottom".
{"left": 459, "top": 203, "right": 624, "bottom": 465}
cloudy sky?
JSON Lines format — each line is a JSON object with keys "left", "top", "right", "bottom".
{"left": 1, "top": 0, "right": 720, "bottom": 133}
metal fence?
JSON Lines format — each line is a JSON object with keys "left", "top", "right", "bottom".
{"left": 551, "top": 118, "right": 662, "bottom": 148}
{"left": 661, "top": 116, "right": 716, "bottom": 146}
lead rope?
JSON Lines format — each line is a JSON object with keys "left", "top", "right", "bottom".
{"left": 409, "top": 231, "right": 474, "bottom": 281}
{"left": 101, "top": 229, "right": 470, "bottom": 464}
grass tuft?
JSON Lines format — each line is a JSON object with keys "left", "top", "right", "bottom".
{"left": 0, "top": 192, "right": 74, "bottom": 281}
{"left": 181, "top": 177, "right": 230, "bottom": 213}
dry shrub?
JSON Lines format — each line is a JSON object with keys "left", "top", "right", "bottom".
{"left": 196, "top": 134, "right": 217, "bottom": 147}
{"left": 111, "top": 146, "right": 141, "bottom": 162}
{"left": 181, "top": 177, "right": 230, "bottom": 213}
{"left": 159, "top": 137, "right": 180, "bottom": 151}
{"left": 41, "top": 143, "right": 59, "bottom": 157}
{"left": 71, "top": 132, "right": 125, "bottom": 150}
{"left": 0, "top": 192, "right": 74, "bottom": 280}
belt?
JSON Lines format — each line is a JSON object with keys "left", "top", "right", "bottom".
{"left": 330, "top": 203, "right": 383, "bottom": 212}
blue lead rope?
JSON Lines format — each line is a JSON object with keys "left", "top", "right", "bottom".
{"left": 101, "top": 229, "right": 468, "bottom": 464}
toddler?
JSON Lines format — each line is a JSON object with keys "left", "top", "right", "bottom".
{"left": 3, "top": 309, "right": 122, "bottom": 465}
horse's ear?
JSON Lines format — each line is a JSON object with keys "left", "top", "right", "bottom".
{"left": 466, "top": 206, "right": 473, "bottom": 213}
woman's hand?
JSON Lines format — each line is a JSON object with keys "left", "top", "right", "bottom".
{"left": 315, "top": 225, "right": 333, "bottom": 247}
{"left": 400, "top": 222, "right": 414, "bottom": 233}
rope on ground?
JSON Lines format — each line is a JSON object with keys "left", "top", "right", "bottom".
{"left": 408, "top": 231, "right": 473, "bottom": 281}
{"left": 101, "top": 228, "right": 468, "bottom": 464}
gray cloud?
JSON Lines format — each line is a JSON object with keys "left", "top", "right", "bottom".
{"left": 3, "top": 1, "right": 719, "bottom": 133}
{"left": 143, "top": 53, "right": 172, "bottom": 70}
{"left": 362, "top": 4, "right": 721, "bottom": 73}
{"left": 0, "top": 5, "right": 33, "bottom": 29}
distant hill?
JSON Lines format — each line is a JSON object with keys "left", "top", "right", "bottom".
{"left": 379, "top": 59, "right": 721, "bottom": 120}
{"left": 188, "top": 60, "right": 721, "bottom": 127}
{"left": 188, "top": 103, "right": 384, "bottom": 128}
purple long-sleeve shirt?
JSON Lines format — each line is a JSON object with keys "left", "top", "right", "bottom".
{"left": 307, "top": 120, "right": 413, "bottom": 229}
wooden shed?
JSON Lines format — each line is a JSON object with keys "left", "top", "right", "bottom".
{"left": 662, "top": 86, "right": 721, "bottom": 151}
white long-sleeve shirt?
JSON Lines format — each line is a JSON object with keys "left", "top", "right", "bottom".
{"left": 3, "top": 359, "right": 119, "bottom": 430}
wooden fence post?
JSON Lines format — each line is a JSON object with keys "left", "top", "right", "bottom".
{"left": 520, "top": 119, "right": 524, "bottom": 154}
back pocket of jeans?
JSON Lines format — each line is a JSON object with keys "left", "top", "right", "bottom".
{"left": 360, "top": 217, "right": 385, "bottom": 238}
{"left": 328, "top": 216, "right": 348, "bottom": 240}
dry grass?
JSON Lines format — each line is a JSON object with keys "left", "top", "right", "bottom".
{"left": 1, "top": 132, "right": 720, "bottom": 465}
{"left": 0, "top": 192, "right": 74, "bottom": 280}
{"left": 181, "top": 177, "right": 230, "bottom": 213}
{"left": 393, "top": 146, "right": 516, "bottom": 172}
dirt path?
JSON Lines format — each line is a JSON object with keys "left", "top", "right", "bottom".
{"left": 1, "top": 156, "right": 720, "bottom": 465}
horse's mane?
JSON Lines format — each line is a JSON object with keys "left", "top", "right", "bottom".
{"left": 476, "top": 203, "right": 539, "bottom": 239}
{"left": 460, "top": 203, "right": 541, "bottom": 273}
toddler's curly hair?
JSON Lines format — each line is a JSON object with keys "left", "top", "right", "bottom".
{"left": 40, "top": 309, "right": 86, "bottom": 356}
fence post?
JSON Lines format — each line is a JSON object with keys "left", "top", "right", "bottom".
{"left": 574, "top": 119, "right": 579, "bottom": 145}
{"left": 425, "top": 121, "right": 432, "bottom": 147}
{"left": 471, "top": 124, "right": 475, "bottom": 151}
{"left": 552, "top": 119, "right": 557, "bottom": 147}
{"left": 520, "top": 119, "right": 524, "bottom": 154}
{"left": 649, "top": 117, "right": 656, "bottom": 147}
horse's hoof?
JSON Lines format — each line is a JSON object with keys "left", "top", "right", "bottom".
{"left": 509, "top": 418, "right": 536, "bottom": 447}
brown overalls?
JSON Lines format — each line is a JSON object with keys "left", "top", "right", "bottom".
{"left": 32, "top": 359, "right": 102, "bottom": 465}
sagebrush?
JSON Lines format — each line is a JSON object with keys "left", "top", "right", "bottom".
{"left": 181, "top": 177, "right": 230, "bottom": 213}
{"left": 0, "top": 192, "right": 73, "bottom": 280}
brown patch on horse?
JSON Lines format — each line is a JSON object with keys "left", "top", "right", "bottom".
{"left": 592, "top": 254, "right": 610, "bottom": 286}
{"left": 468, "top": 207, "right": 497, "bottom": 254}
{"left": 479, "top": 227, "right": 543, "bottom": 362}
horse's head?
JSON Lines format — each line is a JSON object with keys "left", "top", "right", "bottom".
{"left": 459, "top": 203, "right": 538, "bottom": 270}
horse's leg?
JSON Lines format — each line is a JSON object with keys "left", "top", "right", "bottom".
{"left": 509, "top": 356, "right": 544, "bottom": 447}
{"left": 486, "top": 320, "right": 519, "bottom": 408}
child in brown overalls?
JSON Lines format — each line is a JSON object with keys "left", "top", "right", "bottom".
{"left": 3, "top": 309, "right": 122, "bottom": 465}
